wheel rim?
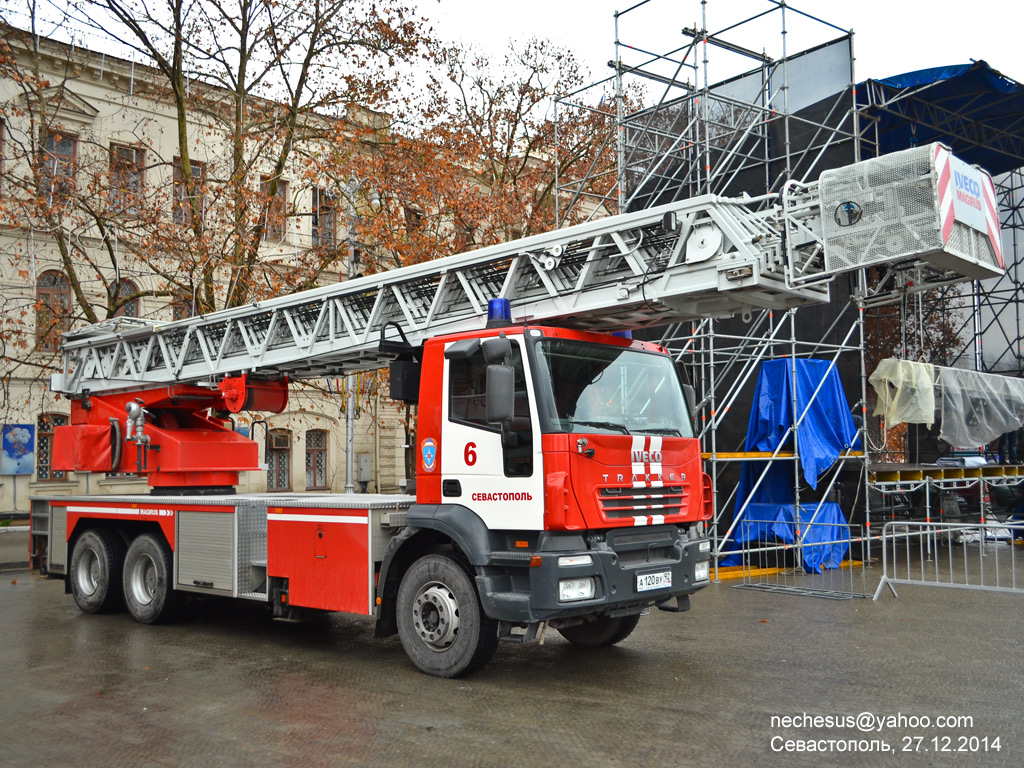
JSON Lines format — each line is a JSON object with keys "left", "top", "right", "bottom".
{"left": 76, "top": 547, "right": 101, "bottom": 596}
{"left": 412, "top": 581, "right": 461, "bottom": 651}
{"left": 127, "top": 552, "right": 159, "bottom": 606}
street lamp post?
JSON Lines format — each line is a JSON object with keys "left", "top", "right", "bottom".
{"left": 341, "top": 176, "right": 379, "bottom": 494}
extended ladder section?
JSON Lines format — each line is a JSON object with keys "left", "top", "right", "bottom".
{"left": 52, "top": 143, "right": 1003, "bottom": 397}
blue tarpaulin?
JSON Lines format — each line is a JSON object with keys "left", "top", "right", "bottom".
{"left": 734, "top": 502, "right": 850, "bottom": 573}
{"left": 728, "top": 359, "right": 859, "bottom": 572}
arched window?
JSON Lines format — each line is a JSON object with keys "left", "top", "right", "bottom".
{"left": 267, "top": 429, "right": 291, "bottom": 491}
{"left": 113, "top": 279, "right": 139, "bottom": 318}
{"left": 36, "top": 270, "right": 71, "bottom": 352}
{"left": 305, "top": 429, "right": 328, "bottom": 490}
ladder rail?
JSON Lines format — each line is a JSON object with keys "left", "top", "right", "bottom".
{"left": 54, "top": 193, "right": 809, "bottom": 395}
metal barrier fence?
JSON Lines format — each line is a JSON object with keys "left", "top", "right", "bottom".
{"left": 873, "top": 520, "right": 1024, "bottom": 600}
{"left": 729, "top": 517, "right": 871, "bottom": 599}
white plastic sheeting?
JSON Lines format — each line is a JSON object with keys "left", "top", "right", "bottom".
{"left": 869, "top": 359, "right": 1024, "bottom": 447}
{"left": 869, "top": 359, "right": 936, "bottom": 428}
{"left": 938, "top": 368, "right": 1024, "bottom": 448}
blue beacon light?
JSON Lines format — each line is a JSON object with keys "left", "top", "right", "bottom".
{"left": 486, "top": 298, "right": 513, "bottom": 328}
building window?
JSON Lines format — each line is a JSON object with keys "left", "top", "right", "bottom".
{"left": 261, "top": 176, "right": 289, "bottom": 242}
{"left": 267, "top": 429, "right": 291, "bottom": 491}
{"left": 172, "top": 156, "right": 205, "bottom": 225}
{"left": 404, "top": 206, "right": 423, "bottom": 231}
{"left": 311, "top": 187, "right": 336, "bottom": 248}
{"left": 305, "top": 429, "right": 328, "bottom": 490}
{"left": 110, "top": 144, "right": 144, "bottom": 214}
{"left": 171, "top": 294, "right": 194, "bottom": 321}
{"left": 37, "top": 413, "right": 68, "bottom": 481}
{"left": 111, "top": 279, "right": 140, "bottom": 319}
{"left": 40, "top": 130, "right": 76, "bottom": 202}
{"left": 36, "top": 270, "right": 71, "bottom": 352}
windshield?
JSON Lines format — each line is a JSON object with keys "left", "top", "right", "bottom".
{"left": 531, "top": 338, "right": 693, "bottom": 437}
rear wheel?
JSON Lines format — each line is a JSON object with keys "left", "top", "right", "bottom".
{"left": 396, "top": 554, "right": 498, "bottom": 677}
{"left": 123, "top": 534, "right": 180, "bottom": 624}
{"left": 70, "top": 529, "right": 125, "bottom": 613}
{"left": 557, "top": 613, "right": 640, "bottom": 648}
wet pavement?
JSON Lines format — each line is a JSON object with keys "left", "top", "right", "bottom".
{"left": 2, "top": 566, "right": 1023, "bottom": 768}
{"left": 0, "top": 527, "right": 29, "bottom": 571}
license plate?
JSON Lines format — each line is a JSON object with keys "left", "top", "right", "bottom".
{"left": 636, "top": 570, "right": 672, "bottom": 592}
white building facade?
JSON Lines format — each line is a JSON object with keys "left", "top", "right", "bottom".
{"left": 0, "top": 29, "right": 408, "bottom": 515}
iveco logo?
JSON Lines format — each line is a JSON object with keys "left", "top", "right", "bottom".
{"left": 632, "top": 450, "right": 663, "bottom": 463}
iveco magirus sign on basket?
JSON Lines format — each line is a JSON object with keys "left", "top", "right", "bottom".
{"left": 819, "top": 143, "right": 1004, "bottom": 280}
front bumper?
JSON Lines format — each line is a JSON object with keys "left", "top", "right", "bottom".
{"left": 477, "top": 525, "right": 711, "bottom": 624}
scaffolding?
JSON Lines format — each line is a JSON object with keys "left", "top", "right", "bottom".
{"left": 556, "top": 0, "right": 1024, "bottom": 594}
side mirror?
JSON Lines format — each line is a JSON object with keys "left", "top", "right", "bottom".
{"left": 486, "top": 364, "right": 515, "bottom": 424}
{"left": 482, "top": 335, "right": 512, "bottom": 365}
{"left": 389, "top": 359, "right": 420, "bottom": 404}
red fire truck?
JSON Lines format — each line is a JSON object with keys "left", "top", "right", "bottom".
{"left": 31, "top": 144, "right": 1003, "bottom": 676}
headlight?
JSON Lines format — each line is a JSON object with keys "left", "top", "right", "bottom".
{"left": 695, "top": 561, "right": 709, "bottom": 581}
{"left": 558, "top": 577, "right": 596, "bottom": 602}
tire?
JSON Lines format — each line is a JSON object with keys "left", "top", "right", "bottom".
{"left": 557, "top": 613, "right": 641, "bottom": 648}
{"left": 70, "top": 529, "right": 126, "bottom": 614}
{"left": 396, "top": 554, "right": 498, "bottom": 678}
{"left": 122, "top": 533, "right": 180, "bottom": 624}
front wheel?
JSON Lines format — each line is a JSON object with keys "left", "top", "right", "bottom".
{"left": 70, "top": 529, "right": 126, "bottom": 613}
{"left": 557, "top": 613, "right": 640, "bottom": 648}
{"left": 123, "top": 534, "right": 180, "bottom": 624}
{"left": 396, "top": 554, "right": 498, "bottom": 677}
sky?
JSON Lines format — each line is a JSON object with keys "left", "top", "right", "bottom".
{"left": 423, "top": 0, "right": 1019, "bottom": 87}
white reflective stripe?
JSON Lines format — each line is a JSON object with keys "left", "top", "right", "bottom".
{"left": 67, "top": 505, "right": 142, "bottom": 516}
{"left": 269, "top": 514, "right": 368, "bottom": 524}
{"left": 632, "top": 516, "right": 649, "bottom": 526}
{"left": 631, "top": 435, "right": 645, "bottom": 452}
{"left": 650, "top": 436, "right": 662, "bottom": 452}
{"left": 651, "top": 514, "right": 665, "bottom": 525}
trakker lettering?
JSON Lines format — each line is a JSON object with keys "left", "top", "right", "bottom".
{"left": 471, "top": 492, "right": 534, "bottom": 502}
{"left": 604, "top": 472, "right": 682, "bottom": 482}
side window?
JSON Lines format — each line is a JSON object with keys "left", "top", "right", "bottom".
{"left": 448, "top": 349, "right": 490, "bottom": 429}
{"left": 448, "top": 341, "right": 533, "bottom": 477}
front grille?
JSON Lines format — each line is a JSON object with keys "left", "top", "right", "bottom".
{"left": 598, "top": 486, "right": 687, "bottom": 518}
{"left": 617, "top": 546, "right": 674, "bottom": 565}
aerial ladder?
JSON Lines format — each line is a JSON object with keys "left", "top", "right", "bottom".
{"left": 34, "top": 143, "right": 1002, "bottom": 676}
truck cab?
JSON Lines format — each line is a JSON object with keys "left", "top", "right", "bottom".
{"left": 377, "top": 317, "right": 712, "bottom": 676}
